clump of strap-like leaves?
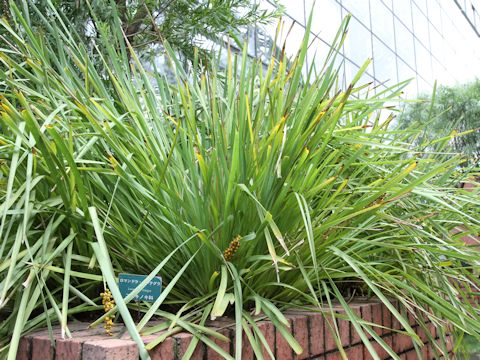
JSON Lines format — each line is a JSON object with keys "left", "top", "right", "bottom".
{"left": 1, "top": 3, "right": 479, "bottom": 360}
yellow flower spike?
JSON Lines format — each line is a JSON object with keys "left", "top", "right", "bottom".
{"left": 223, "top": 235, "right": 242, "bottom": 261}
{"left": 101, "top": 288, "right": 114, "bottom": 336}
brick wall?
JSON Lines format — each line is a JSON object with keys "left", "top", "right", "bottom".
{"left": 17, "top": 299, "right": 454, "bottom": 360}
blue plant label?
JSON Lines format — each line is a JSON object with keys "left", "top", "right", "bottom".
{"left": 118, "top": 273, "right": 162, "bottom": 302}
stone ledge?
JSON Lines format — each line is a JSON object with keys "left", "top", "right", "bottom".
{"left": 17, "top": 299, "right": 455, "bottom": 360}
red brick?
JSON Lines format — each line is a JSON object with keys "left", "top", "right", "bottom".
{"left": 335, "top": 310, "right": 350, "bottom": 347}
{"left": 402, "top": 349, "right": 425, "bottom": 359}
{"left": 309, "top": 312, "right": 325, "bottom": 356}
{"left": 145, "top": 335, "right": 175, "bottom": 360}
{"left": 17, "top": 337, "right": 31, "bottom": 360}
{"left": 349, "top": 304, "right": 362, "bottom": 344}
{"left": 407, "top": 310, "right": 417, "bottom": 327}
{"left": 240, "top": 327, "right": 254, "bottom": 360}
{"left": 381, "top": 303, "right": 392, "bottom": 335}
{"left": 20, "top": 309, "right": 448, "bottom": 360}
{"left": 421, "top": 342, "right": 429, "bottom": 359}
{"left": 417, "top": 326, "right": 428, "bottom": 343}
{"left": 324, "top": 350, "right": 341, "bottom": 360}
{"left": 363, "top": 335, "right": 392, "bottom": 360}
{"left": 64, "top": 323, "right": 90, "bottom": 332}
{"left": 392, "top": 301, "right": 402, "bottom": 331}
{"left": 384, "top": 336, "right": 393, "bottom": 358}
{"left": 67, "top": 323, "right": 98, "bottom": 334}
{"left": 428, "top": 323, "right": 437, "bottom": 339}
{"left": 325, "top": 345, "right": 362, "bottom": 360}
{"left": 31, "top": 335, "right": 55, "bottom": 360}
{"left": 427, "top": 343, "right": 437, "bottom": 360}
{"left": 276, "top": 319, "right": 293, "bottom": 360}
{"left": 55, "top": 329, "right": 120, "bottom": 360}
{"left": 360, "top": 303, "right": 374, "bottom": 339}
{"left": 371, "top": 302, "right": 383, "bottom": 335}
{"left": 82, "top": 339, "right": 138, "bottom": 360}
{"left": 363, "top": 340, "right": 385, "bottom": 360}
{"left": 55, "top": 338, "right": 83, "bottom": 360}
{"left": 324, "top": 311, "right": 349, "bottom": 352}
{"left": 290, "top": 314, "right": 309, "bottom": 360}
{"left": 446, "top": 335, "right": 454, "bottom": 353}
{"left": 30, "top": 323, "right": 88, "bottom": 340}
{"left": 401, "top": 349, "right": 417, "bottom": 359}
{"left": 324, "top": 317, "right": 337, "bottom": 352}
{"left": 345, "top": 344, "right": 363, "bottom": 359}
{"left": 175, "top": 332, "right": 203, "bottom": 360}
{"left": 392, "top": 332, "right": 414, "bottom": 354}
{"left": 73, "top": 327, "right": 114, "bottom": 340}
{"left": 206, "top": 328, "right": 231, "bottom": 360}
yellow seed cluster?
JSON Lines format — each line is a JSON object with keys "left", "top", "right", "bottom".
{"left": 223, "top": 235, "right": 241, "bottom": 261}
{"left": 101, "top": 289, "right": 115, "bottom": 335}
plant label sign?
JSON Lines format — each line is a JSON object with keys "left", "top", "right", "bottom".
{"left": 118, "top": 273, "right": 162, "bottom": 302}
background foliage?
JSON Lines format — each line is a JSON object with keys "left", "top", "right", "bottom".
{"left": 400, "top": 80, "right": 480, "bottom": 167}
{"left": 0, "top": 0, "right": 280, "bottom": 61}
{"left": 0, "top": 2, "right": 479, "bottom": 360}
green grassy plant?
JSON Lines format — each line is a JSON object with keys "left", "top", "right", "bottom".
{"left": 1, "top": 2, "right": 479, "bottom": 360}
